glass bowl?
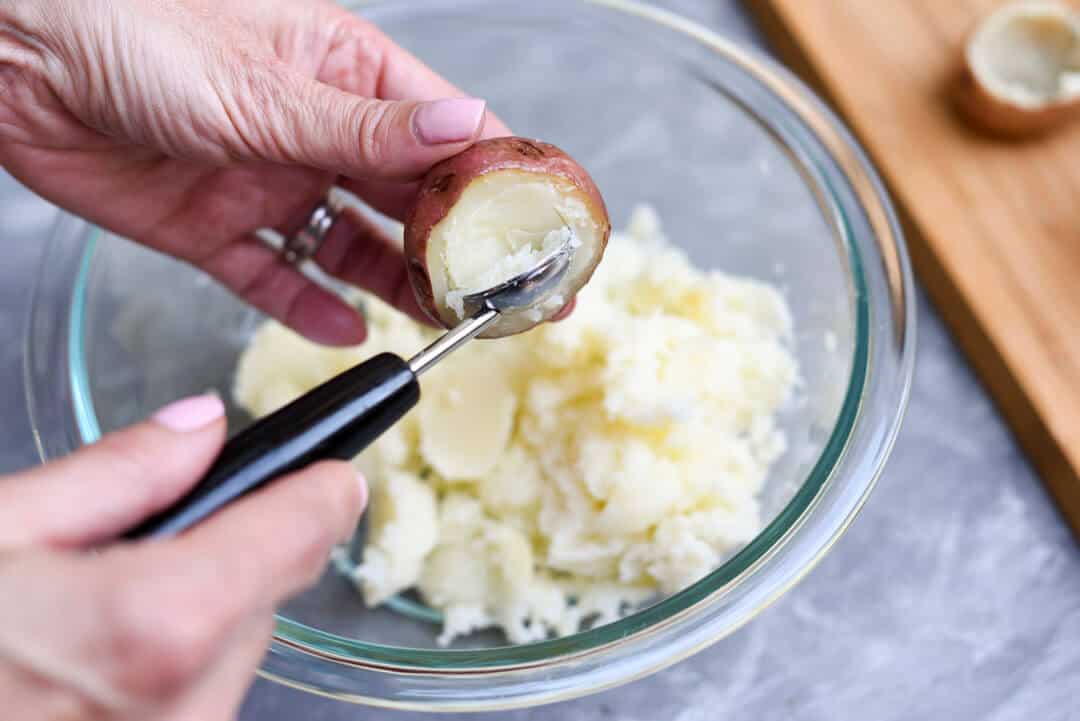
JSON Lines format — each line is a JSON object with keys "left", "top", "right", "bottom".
{"left": 23, "top": 0, "right": 914, "bottom": 711}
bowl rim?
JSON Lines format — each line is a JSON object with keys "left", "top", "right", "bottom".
{"left": 24, "top": 0, "right": 915, "bottom": 710}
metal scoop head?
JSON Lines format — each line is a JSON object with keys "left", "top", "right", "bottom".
{"left": 459, "top": 237, "right": 573, "bottom": 317}
{"left": 408, "top": 230, "right": 574, "bottom": 376}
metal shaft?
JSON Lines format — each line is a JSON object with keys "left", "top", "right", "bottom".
{"left": 407, "top": 307, "right": 499, "bottom": 377}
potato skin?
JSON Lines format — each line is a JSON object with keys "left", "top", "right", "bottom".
{"left": 404, "top": 137, "right": 611, "bottom": 335}
{"left": 953, "top": 26, "right": 1080, "bottom": 140}
{"left": 954, "top": 58, "right": 1080, "bottom": 139}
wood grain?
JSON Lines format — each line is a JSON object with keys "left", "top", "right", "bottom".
{"left": 745, "top": 0, "right": 1080, "bottom": 536}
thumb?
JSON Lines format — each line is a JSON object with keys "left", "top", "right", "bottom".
{"left": 232, "top": 64, "right": 486, "bottom": 181}
{"left": 0, "top": 394, "right": 227, "bottom": 551}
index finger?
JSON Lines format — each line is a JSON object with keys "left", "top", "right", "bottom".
{"left": 320, "top": 11, "right": 512, "bottom": 219}
{"left": 376, "top": 41, "right": 513, "bottom": 137}
{"left": 318, "top": 10, "right": 512, "bottom": 135}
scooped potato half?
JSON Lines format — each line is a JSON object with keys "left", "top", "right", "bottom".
{"left": 404, "top": 137, "right": 611, "bottom": 338}
{"left": 955, "top": 1, "right": 1080, "bottom": 138}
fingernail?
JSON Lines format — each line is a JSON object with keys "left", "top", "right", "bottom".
{"left": 356, "top": 471, "right": 369, "bottom": 512}
{"left": 552, "top": 297, "right": 576, "bottom": 322}
{"left": 291, "top": 288, "right": 367, "bottom": 347}
{"left": 413, "top": 98, "right": 486, "bottom": 145}
{"left": 153, "top": 394, "right": 225, "bottom": 432}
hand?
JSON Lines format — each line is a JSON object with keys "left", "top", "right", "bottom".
{"left": 0, "top": 0, "right": 511, "bottom": 345}
{"left": 0, "top": 394, "right": 367, "bottom": 720}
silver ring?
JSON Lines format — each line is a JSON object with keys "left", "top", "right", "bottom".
{"left": 283, "top": 201, "right": 338, "bottom": 265}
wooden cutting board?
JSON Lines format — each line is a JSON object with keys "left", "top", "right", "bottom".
{"left": 745, "top": 0, "right": 1080, "bottom": 536}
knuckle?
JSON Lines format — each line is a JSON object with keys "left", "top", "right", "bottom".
{"left": 327, "top": 13, "right": 379, "bottom": 51}
{"left": 92, "top": 427, "right": 168, "bottom": 501}
{"left": 324, "top": 13, "right": 385, "bottom": 82}
{"left": 352, "top": 99, "right": 393, "bottom": 168}
{"left": 88, "top": 422, "right": 201, "bottom": 516}
{"left": 96, "top": 426, "right": 156, "bottom": 476}
{"left": 337, "top": 15, "right": 380, "bottom": 40}
{"left": 214, "top": 55, "right": 289, "bottom": 162}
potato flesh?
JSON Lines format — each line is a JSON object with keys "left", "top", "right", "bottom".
{"left": 232, "top": 205, "right": 800, "bottom": 646}
{"left": 444, "top": 226, "right": 575, "bottom": 320}
{"left": 971, "top": 5, "right": 1080, "bottom": 106}
{"left": 426, "top": 170, "right": 599, "bottom": 322}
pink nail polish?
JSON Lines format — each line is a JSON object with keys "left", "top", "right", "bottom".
{"left": 153, "top": 394, "right": 225, "bottom": 432}
{"left": 413, "top": 98, "right": 486, "bottom": 145}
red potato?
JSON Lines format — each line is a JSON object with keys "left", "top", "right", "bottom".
{"left": 404, "top": 137, "right": 611, "bottom": 338}
{"left": 954, "top": 1, "right": 1080, "bottom": 139}
{"left": 955, "top": 58, "right": 1080, "bottom": 138}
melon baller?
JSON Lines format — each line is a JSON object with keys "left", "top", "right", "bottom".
{"left": 123, "top": 235, "right": 574, "bottom": 539}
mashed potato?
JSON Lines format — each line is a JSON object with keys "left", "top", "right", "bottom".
{"left": 234, "top": 206, "right": 797, "bottom": 645}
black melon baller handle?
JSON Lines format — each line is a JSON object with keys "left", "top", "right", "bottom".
{"left": 123, "top": 353, "right": 419, "bottom": 540}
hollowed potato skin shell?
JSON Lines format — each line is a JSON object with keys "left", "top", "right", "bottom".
{"left": 954, "top": 44, "right": 1080, "bottom": 139}
{"left": 404, "top": 137, "right": 611, "bottom": 337}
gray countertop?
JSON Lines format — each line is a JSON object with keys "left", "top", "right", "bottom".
{"left": 3, "top": 2, "right": 1079, "bottom": 719}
